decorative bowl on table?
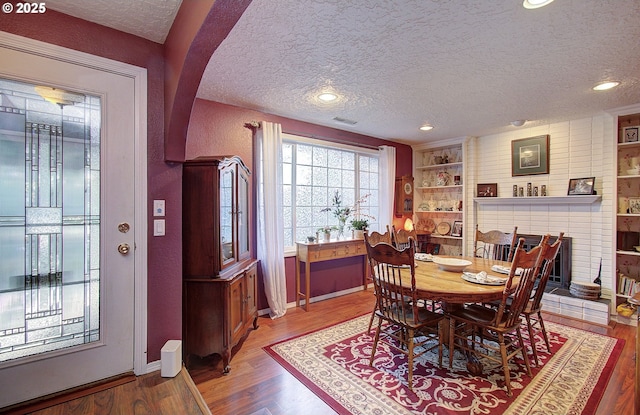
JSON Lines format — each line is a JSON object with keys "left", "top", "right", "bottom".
{"left": 432, "top": 257, "right": 472, "bottom": 272}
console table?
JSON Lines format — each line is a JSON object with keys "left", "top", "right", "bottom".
{"left": 295, "top": 239, "right": 369, "bottom": 311}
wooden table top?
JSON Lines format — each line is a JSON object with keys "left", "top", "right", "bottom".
{"left": 412, "top": 256, "right": 510, "bottom": 304}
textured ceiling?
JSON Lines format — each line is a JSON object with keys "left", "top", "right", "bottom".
{"left": 43, "top": 0, "right": 182, "bottom": 43}
{"left": 198, "top": 0, "right": 640, "bottom": 144}
{"left": 43, "top": 0, "right": 640, "bottom": 145}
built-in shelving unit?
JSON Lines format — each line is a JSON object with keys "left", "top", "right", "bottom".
{"left": 614, "top": 110, "right": 640, "bottom": 317}
{"left": 412, "top": 140, "right": 465, "bottom": 256}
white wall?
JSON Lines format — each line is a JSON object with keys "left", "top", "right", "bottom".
{"left": 466, "top": 114, "right": 615, "bottom": 298}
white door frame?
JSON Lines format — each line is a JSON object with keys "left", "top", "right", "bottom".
{"left": 0, "top": 31, "right": 149, "bottom": 376}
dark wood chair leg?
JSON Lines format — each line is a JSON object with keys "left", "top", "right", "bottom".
{"left": 367, "top": 304, "right": 377, "bottom": 332}
{"left": 525, "top": 314, "right": 540, "bottom": 366}
{"left": 537, "top": 311, "right": 551, "bottom": 352}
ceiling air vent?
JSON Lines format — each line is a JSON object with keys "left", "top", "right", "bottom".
{"left": 332, "top": 116, "right": 358, "bottom": 125}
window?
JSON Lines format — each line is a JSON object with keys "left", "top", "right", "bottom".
{"left": 282, "top": 134, "right": 380, "bottom": 249}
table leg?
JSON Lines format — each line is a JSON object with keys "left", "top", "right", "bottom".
{"left": 295, "top": 256, "right": 301, "bottom": 308}
{"left": 363, "top": 256, "right": 369, "bottom": 291}
{"left": 305, "top": 260, "right": 311, "bottom": 311}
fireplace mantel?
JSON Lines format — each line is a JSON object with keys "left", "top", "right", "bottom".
{"left": 474, "top": 195, "right": 601, "bottom": 205}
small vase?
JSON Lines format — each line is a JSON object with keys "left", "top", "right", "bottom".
{"left": 338, "top": 219, "right": 346, "bottom": 239}
{"left": 323, "top": 232, "right": 331, "bottom": 242}
{"left": 353, "top": 229, "right": 365, "bottom": 240}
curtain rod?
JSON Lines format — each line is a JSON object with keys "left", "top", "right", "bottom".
{"left": 282, "top": 129, "right": 381, "bottom": 151}
{"left": 244, "top": 121, "right": 382, "bottom": 151}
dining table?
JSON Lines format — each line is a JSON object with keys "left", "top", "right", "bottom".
{"left": 411, "top": 256, "right": 512, "bottom": 309}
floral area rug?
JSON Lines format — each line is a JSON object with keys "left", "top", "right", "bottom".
{"left": 264, "top": 314, "right": 623, "bottom": 415}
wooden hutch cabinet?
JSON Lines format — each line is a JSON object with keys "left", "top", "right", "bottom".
{"left": 182, "top": 155, "right": 258, "bottom": 374}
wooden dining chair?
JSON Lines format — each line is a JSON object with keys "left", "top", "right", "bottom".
{"left": 366, "top": 238, "right": 445, "bottom": 390}
{"left": 391, "top": 225, "right": 418, "bottom": 251}
{"left": 366, "top": 226, "right": 393, "bottom": 246}
{"left": 392, "top": 224, "right": 441, "bottom": 313}
{"left": 522, "top": 233, "right": 564, "bottom": 366}
{"left": 364, "top": 228, "right": 394, "bottom": 331}
{"left": 474, "top": 225, "right": 518, "bottom": 261}
{"left": 448, "top": 236, "right": 547, "bottom": 396}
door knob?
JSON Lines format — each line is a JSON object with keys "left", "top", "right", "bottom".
{"left": 117, "top": 243, "right": 131, "bottom": 255}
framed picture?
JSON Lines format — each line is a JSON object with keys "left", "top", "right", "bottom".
{"left": 629, "top": 197, "right": 640, "bottom": 214}
{"left": 623, "top": 126, "right": 639, "bottom": 143}
{"left": 567, "top": 177, "right": 595, "bottom": 195}
{"left": 511, "top": 135, "right": 550, "bottom": 176}
{"left": 451, "top": 221, "right": 463, "bottom": 237}
{"left": 477, "top": 183, "right": 497, "bottom": 197}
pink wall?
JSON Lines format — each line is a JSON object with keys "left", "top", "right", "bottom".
{"left": 186, "top": 100, "right": 413, "bottom": 308}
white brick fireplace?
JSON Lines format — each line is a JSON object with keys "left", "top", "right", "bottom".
{"left": 463, "top": 114, "right": 615, "bottom": 326}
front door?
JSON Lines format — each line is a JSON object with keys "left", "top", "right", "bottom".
{"left": 0, "top": 40, "right": 139, "bottom": 407}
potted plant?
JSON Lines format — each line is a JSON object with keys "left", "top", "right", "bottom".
{"left": 317, "top": 226, "right": 335, "bottom": 242}
{"left": 350, "top": 219, "right": 369, "bottom": 239}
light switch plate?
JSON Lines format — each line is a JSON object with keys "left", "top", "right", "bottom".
{"left": 153, "top": 199, "right": 165, "bottom": 217}
{"left": 154, "top": 219, "right": 165, "bottom": 236}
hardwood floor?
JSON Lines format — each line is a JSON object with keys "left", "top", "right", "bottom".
{"left": 4, "top": 368, "right": 211, "bottom": 415}
{"left": 189, "top": 290, "right": 637, "bottom": 415}
{"left": 7, "top": 290, "right": 636, "bottom": 414}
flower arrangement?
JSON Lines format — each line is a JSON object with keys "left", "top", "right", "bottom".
{"left": 320, "top": 191, "right": 353, "bottom": 225}
{"left": 320, "top": 190, "right": 375, "bottom": 237}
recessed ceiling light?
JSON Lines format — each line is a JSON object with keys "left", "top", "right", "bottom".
{"left": 510, "top": 120, "right": 527, "bottom": 127}
{"left": 419, "top": 124, "right": 434, "bottom": 131}
{"left": 318, "top": 92, "right": 338, "bottom": 102}
{"left": 593, "top": 81, "right": 620, "bottom": 91}
{"left": 523, "top": 0, "right": 554, "bottom": 9}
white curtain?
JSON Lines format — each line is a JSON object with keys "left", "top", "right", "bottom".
{"left": 256, "top": 122, "right": 287, "bottom": 318}
{"left": 378, "top": 145, "right": 396, "bottom": 231}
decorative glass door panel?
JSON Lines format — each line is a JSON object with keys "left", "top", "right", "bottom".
{"left": 238, "top": 170, "right": 249, "bottom": 258}
{"left": 220, "top": 166, "right": 234, "bottom": 264}
{"left": 0, "top": 78, "right": 101, "bottom": 363}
